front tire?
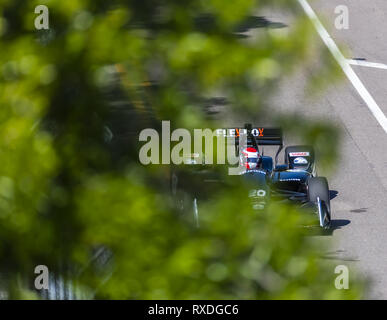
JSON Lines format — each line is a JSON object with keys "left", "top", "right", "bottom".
{"left": 307, "top": 177, "right": 331, "bottom": 229}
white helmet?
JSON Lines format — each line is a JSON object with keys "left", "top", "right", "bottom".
{"left": 241, "top": 147, "right": 260, "bottom": 169}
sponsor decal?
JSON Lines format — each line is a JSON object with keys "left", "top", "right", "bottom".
{"left": 279, "top": 178, "right": 301, "bottom": 182}
{"left": 242, "top": 168, "right": 266, "bottom": 173}
{"left": 216, "top": 128, "right": 265, "bottom": 137}
{"left": 293, "top": 157, "right": 308, "bottom": 164}
{"left": 289, "top": 152, "right": 310, "bottom": 157}
{"left": 287, "top": 169, "right": 309, "bottom": 172}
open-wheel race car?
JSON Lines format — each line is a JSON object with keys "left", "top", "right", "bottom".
{"left": 169, "top": 123, "right": 332, "bottom": 230}
{"left": 237, "top": 124, "right": 332, "bottom": 229}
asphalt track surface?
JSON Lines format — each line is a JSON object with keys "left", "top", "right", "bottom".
{"left": 251, "top": 1, "right": 387, "bottom": 299}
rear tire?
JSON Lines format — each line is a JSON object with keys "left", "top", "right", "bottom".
{"left": 307, "top": 177, "right": 331, "bottom": 228}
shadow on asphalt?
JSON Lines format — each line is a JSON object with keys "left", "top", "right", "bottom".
{"left": 350, "top": 208, "right": 368, "bottom": 213}
{"left": 234, "top": 16, "right": 288, "bottom": 33}
{"left": 321, "top": 249, "right": 360, "bottom": 262}
{"left": 331, "top": 219, "right": 351, "bottom": 230}
{"left": 319, "top": 219, "right": 351, "bottom": 236}
{"left": 329, "top": 190, "right": 339, "bottom": 200}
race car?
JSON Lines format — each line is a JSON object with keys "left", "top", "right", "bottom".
{"left": 236, "top": 124, "right": 332, "bottom": 229}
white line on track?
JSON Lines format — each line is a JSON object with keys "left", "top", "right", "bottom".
{"left": 348, "top": 59, "right": 387, "bottom": 70}
{"left": 297, "top": 0, "right": 387, "bottom": 134}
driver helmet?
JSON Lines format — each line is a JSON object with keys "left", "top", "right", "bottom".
{"left": 241, "top": 147, "right": 260, "bottom": 170}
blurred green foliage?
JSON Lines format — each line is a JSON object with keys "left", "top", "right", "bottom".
{"left": 0, "top": 0, "right": 363, "bottom": 299}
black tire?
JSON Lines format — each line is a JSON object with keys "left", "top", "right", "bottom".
{"left": 308, "top": 177, "right": 331, "bottom": 228}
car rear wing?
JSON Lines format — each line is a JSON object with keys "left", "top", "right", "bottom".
{"left": 220, "top": 124, "right": 283, "bottom": 165}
